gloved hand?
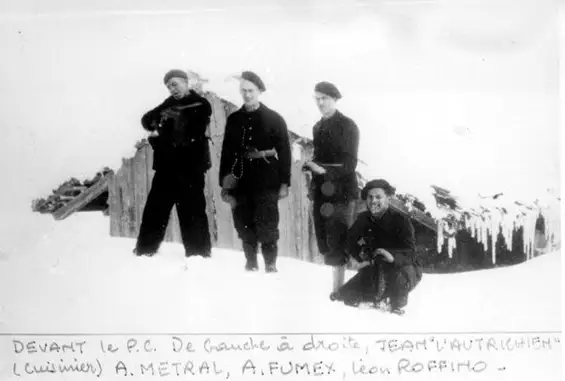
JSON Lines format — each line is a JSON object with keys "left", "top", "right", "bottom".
{"left": 220, "top": 189, "right": 237, "bottom": 208}
{"left": 278, "top": 184, "right": 289, "bottom": 200}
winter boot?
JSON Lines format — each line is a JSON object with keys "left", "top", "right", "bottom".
{"left": 133, "top": 247, "right": 156, "bottom": 257}
{"left": 243, "top": 242, "right": 259, "bottom": 271}
{"left": 389, "top": 295, "right": 408, "bottom": 315}
{"left": 265, "top": 264, "right": 278, "bottom": 273}
{"left": 344, "top": 296, "right": 361, "bottom": 308}
{"left": 245, "top": 261, "right": 259, "bottom": 272}
{"left": 390, "top": 307, "right": 406, "bottom": 316}
{"left": 185, "top": 250, "right": 211, "bottom": 259}
{"left": 261, "top": 242, "right": 278, "bottom": 273}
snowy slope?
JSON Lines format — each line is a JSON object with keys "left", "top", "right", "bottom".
{"left": 0, "top": 212, "right": 560, "bottom": 335}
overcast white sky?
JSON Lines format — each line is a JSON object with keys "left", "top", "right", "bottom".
{"left": 0, "top": 0, "right": 560, "bottom": 214}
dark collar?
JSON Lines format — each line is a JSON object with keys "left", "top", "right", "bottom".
{"left": 368, "top": 207, "right": 394, "bottom": 226}
{"left": 319, "top": 109, "right": 342, "bottom": 123}
{"left": 241, "top": 102, "right": 264, "bottom": 114}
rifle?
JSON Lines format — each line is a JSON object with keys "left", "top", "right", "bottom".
{"left": 167, "top": 102, "right": 203, "bottom": 112}
{"left": 147, "top": 102, "right": 205, "bottom": 137}
{"left": 156, "top": 102, "right": 204, "bottom": 130}
{"left": 301, "top": 161, "right": 343, "bottom": 174}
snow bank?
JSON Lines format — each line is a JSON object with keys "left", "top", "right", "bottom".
{"left": 0, "top": 213, "right": 560, "bottom": 335}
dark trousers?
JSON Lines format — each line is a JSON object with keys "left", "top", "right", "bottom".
{"left": 135, "top": 171, "right": 211, "bottom": 256}
{"left": 384, "top": 264, "right": 422, "bottom": 309}
{"left": 232, "top": 190, "right": 280, "bottom": 265}
{"left": 312, "top": 196, "right": 356, "bottom": 266}
{"left": 335, "top": 262, "right": 422, "bottom": 309}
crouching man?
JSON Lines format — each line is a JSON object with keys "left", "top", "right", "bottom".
{"left": 330, "top": 179, "right": 423, "bottom": 315}
{"left": 134, "top": 69, "right": 213, "bottom": 260}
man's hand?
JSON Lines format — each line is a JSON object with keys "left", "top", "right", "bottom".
{"left": 348, "top": 256, "right": 370, "bottom": 270}
{"left": 221, "top": 189, "right": 237, "bottom": 208}
{"left": 222, "top": 174, "right": 238, "bottom": 190}
{"left": 375, "top": 248, "right": 394, "bottom": 263}
{"left": 278, "top": 184, "right": 289, "bottom": 199}
{"left": 149, "top": 120, "right": 160, "bottom": 131}
{"left": 358, "top": 249, "right": 371, "bottom": 262}
{"left": 303, "top": 161, "right": 327, "bottom": 175}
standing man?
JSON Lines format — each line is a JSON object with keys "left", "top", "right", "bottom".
{"left": 303, "top": 81, "right": 360, "bottom": 292}
{"left": 219, "top": 71, "right": 292, "bottom": 273}
{"left": 134, "top": 69, "right": 213, "bottom": 260}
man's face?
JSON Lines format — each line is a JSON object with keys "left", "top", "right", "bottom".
{"left": 314, "top": 92, "right": 337, "bottom": 116}
{"left": 366, "top": 188, "right": 390, "bottom": 216}
{"left": 166, "top": 77, "right": 190, "bottom": 99}
{"left": 240, "top": 80, "right": 261, "bottom": 106}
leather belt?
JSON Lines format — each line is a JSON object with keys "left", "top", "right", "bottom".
{"left": 245, "top": 148, "right": 279, "bottom": 162}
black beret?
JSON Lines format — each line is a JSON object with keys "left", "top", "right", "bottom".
{"left": 361, "top": 179, "right": 396, "bottom": 200}
{"left": 163, "top": 69, "right": 188, "bottom": 84}
{"left": 241, "top": 71, "right": 266, "bottom": 92}
{"left": 315, "top": 81, "right": 342, "bottom": 100}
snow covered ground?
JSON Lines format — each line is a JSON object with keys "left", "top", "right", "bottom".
{"left": 0, "top": 212, "right": 560, "bottom": 334}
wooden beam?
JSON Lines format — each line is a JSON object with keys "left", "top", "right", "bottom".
{"left": 390, "top": 198, "right": 438, "bottom": 232}
{"left": 57, "top": 195, "right": 76, "bottom": 201}
{"left": 53, "top": 176, "right": 110, "bottom": 220}
{"left": 56, "top": 185, "right": 88, "bottom": 194}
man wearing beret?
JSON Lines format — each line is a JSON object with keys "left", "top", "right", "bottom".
{"left": 219, "top": 71, "right": 292, "bottom": 273}
{"left": 303, "top": 81, "right": 360, "bottom": 292}
{"left": 331, "top": 179, "right": 423, "bottom": 315}
{"left": 134, "top": 69, "right": 213, "bottom": 261}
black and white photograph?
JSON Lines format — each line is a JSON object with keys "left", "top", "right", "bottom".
{"left": 0, "top": 0, "right": 562, "bottom": 379}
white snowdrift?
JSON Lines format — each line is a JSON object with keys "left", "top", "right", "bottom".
{"left": 0, "top": 212, "right": 560, "bottom": 335}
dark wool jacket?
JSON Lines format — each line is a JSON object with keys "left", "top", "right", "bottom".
{"left": 142, "top": 90, "right": 212, "bottom": 174}
{"left": 219, "top": 103, "right": 291, "bottom": 192}
{"left": 346, "top": 208, "right": 421, "bottom": 269}
{"left": 311, "top": 110, "right": 359, "bottom": 202}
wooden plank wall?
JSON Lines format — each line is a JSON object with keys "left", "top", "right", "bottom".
{"left": 207, "top": 96, "right": 240, "bottom": 250}
{"left": 109, "top": 145, "right": 213, "bottom": 245}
